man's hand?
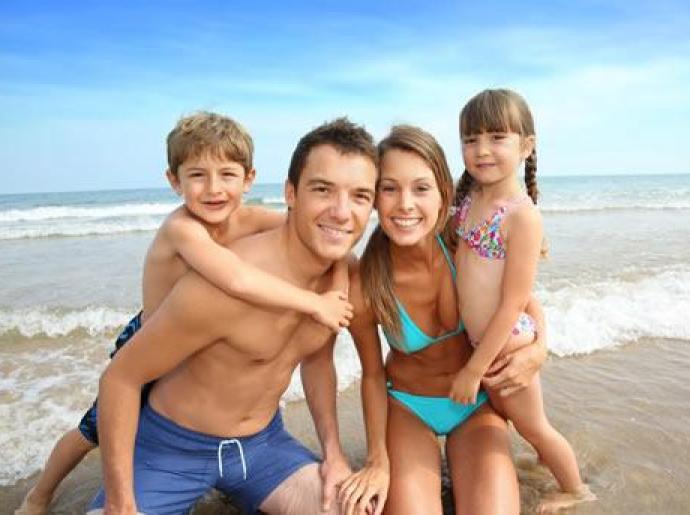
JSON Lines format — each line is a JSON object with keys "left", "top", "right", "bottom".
{"left": 482, "top": 339, "right": 547, "bottom": 397}
{"left": 313, "top": 290, "right": 354, "bottom": 332}
{"left": 320, "top": 454, "right": 352, "bottom": 512}
{"left": 338, "top": 461, "right": 390, "bottom": 515}
{"left": 448, "top": 367, "right": 482, "bottom": 405}
{"left": 102, "top": 496, "right": 138, "bottom": 515}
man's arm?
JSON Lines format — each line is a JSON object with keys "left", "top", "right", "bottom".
{"left": 300, "top": 335, "right": 351, "bottom": 512}
{"left": 98, "top": 273, "right": 226, "bottom": 514}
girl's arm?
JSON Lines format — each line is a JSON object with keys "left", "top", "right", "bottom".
{"left": 165, "top": 214, "right": 352, "bottom": 332}
{"left": 450, "top": 206, "right": 543, "bottom": 404}
{"left": 338, "top": 268, "right": 390, "bottom": 515}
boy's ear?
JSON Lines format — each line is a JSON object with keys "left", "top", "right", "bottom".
{"left": 284, "top": 179, "right": 296, "bottom": 210}
{"left": 243, "top": 168, "right": 256, "bottom": 193}
{"left": 165, "top": 169, "right": 182, "bottom": 195}
{"left": 522, "top": 135, "right": 536, "bottom": 160}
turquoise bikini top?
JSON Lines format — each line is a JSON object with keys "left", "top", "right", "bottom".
{"left": 383, "top": 235, "right": 465, "bottom": 354}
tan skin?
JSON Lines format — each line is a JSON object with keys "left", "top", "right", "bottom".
{"left": 338, "top": 148, "right": 547, "bottom": 515}
{"left": 94, "top": 145, "right": 378, "bottom": 515}
{"left": 17, "top": 162, "right": 354, "bottom": 514}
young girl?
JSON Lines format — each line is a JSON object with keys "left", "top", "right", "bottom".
{"left": 448, "top": 89, "right": 594, "bottom": 511}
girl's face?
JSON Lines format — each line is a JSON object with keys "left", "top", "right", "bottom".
{"left": 461, "top": 131, "right": 534, "bottom": 186}
{"left": 376, "top": 148, "right": 443, "bottom": 246}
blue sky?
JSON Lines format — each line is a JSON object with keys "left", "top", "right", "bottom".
{"left": 2, "top": 1, "right": 689, "bottom": 193}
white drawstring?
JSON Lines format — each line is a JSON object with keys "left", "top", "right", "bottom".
{"left": 217, "top": 439, "right": 247, "bottom": 480}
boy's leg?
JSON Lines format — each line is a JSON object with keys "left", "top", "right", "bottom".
{"left": 15, "top": 428, "right": 95, "bottom": 515}
{"left": 17, "top": 313, "right": 144, "bottom": 515}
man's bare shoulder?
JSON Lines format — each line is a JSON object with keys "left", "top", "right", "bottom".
{"left": 170, "top": 270, "right": 245, "bottom": 320}
{"left": 232, "top": 205, "right": 285, "bottom": 236}
{"left": 226, "top": 225, "right": 279, "bottom": 264}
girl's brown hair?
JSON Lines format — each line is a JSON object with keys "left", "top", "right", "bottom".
{"left": 360, "top": 125, "right": 455, "bottom": 337}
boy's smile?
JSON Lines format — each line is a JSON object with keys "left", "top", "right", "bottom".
{"left": 167, "top": 153, "right": 255, "bottom": 226}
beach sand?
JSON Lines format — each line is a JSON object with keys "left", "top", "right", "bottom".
{"left": 3, "top": 337, "right": 689, "bottom": 514}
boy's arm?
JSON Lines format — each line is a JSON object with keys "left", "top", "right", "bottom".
{"left": 98, "top": 274, "right": 224, "bottom": 513}
{"left": 450, "top": 206, "right": 543, "bottom": 404}
{"left": 165, "top": 215, "right": 352, "bottom": 332}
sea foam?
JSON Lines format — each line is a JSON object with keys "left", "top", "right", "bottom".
{"left": 0, "top": 307, "right": 132, "bottom": 338}
{"left": 0, "top": 202, "right": 178, "bottom": 222}
{"left": 542, "top": 266, "right": 690, "bottom": 355}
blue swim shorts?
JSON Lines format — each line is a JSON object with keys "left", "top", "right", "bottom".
{"left": 78, "top": 312, "right": 144, "bottom": 444}
{"left": 89, "top": 403, "right": 318, "bottom": 514}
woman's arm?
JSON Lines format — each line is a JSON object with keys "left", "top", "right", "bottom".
{"left": 165, "top": 213, "right": 352, "bottom": 331}
{"left": 482, "top": 293, "right": 548, "bottom": 397}
{"left": 338, "top": 268, "right": 390, "bottom": 515}
{"left": 450, "top": 206, "right": 543, "bottom": 404}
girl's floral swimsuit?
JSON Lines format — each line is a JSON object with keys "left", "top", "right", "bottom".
{"left": 455, "top": 194, "right": 536, "bottom": 347}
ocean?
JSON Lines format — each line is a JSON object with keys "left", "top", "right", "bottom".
{"left": 1, "top": 174, "right": 690, "bottom": 512}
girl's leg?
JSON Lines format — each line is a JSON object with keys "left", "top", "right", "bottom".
{"left": 16, "top": 428, "right": 96, "bottom": 514}
{"left": 446, "top": 405, "right": 519, "bottom": 515}
{"left": 489, "top": 374, "right": 583, "bottom": 493}
{"left": 384, "top": 398, "right": 443, "bottom": 515}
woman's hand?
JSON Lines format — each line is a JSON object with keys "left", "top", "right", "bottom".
{"left": 338, "top": 461, "right": 390, "bottom": 515}
{"left": 481, "top": 337, "right": 547, "bottom": 396}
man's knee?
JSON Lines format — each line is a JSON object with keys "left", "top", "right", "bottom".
{"left": 260, "top": 463, "right": 338, "bottom": 514}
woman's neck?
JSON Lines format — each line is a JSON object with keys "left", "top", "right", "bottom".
{"left": 389, "top": 232, "right": 437, "bottom": 274}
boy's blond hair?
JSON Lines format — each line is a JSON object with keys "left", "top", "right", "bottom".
{"left": 166, "top": 112, "right": 254, "bottom": 176}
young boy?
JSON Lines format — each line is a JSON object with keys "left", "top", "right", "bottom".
{"left": 16, "top": 112, "right": 353, "bottom": 515}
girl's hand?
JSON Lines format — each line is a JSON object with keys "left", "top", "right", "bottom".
{"left": 313, "top": 290, "right": 354, "bottom": 332}
{"left": 449, "top": 368, "right": 482, "bottom": 405}
{"left": 338, "top": 462, "right": 389, "bottom": 515}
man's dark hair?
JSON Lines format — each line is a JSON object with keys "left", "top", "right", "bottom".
{"left": 287, "top": 117, "right": 378, "bottom": 187}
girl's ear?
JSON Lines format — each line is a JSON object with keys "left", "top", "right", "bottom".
{"left": 521, "top": 135, "right": 536, "bottom": 160}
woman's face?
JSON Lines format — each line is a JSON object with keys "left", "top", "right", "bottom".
{"left": 376, "top": 148, "right": 443, "bottom": 246}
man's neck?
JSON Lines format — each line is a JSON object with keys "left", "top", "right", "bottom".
{"left": 279, "top": 224, "right": 334, "bottom": 289}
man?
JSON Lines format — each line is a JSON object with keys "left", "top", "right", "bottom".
{"left": 89, "top": 118, "right": 378, "bottom": 514}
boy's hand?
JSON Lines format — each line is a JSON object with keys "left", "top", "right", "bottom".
{"left": 448, "top": 367, "right": 482, "bottom": 405}
{"left": 313, "top": 290, "right": 354, "bottom": 332}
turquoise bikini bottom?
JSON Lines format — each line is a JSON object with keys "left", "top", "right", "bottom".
{"left": 387, "top": 383, "right": 488, "bottom": 436}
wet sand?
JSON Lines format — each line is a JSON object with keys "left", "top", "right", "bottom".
{"left": 3, "top": 337, "right": 689, "bottom": 514}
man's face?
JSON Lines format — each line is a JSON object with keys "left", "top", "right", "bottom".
{"left": 285, "top": 144, "right": 377, "bottom": 262}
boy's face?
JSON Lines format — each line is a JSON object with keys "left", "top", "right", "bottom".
{"left": 285, "top": 144, "right": 376, "bottom": 262}
{"left": 167, "top": 152, "right": 255, "bottom": 226}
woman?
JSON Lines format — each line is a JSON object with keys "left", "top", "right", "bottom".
{"left": 338, "top": 125, "right": 547, "bottom": 514}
